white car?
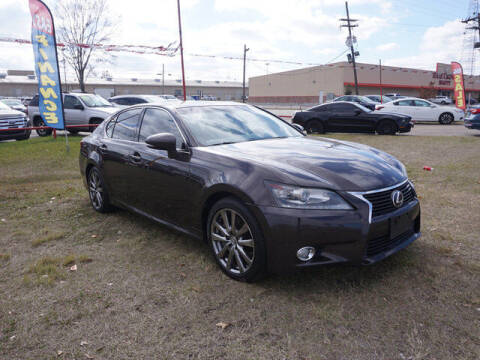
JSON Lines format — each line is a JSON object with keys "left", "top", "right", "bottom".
{"left": 376, "top": 97, "right": 464, "bottom": 124}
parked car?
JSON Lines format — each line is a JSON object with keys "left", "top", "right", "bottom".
{"left": 332, "top": 95, "right": 377, "bottom": 110}
{"left": 0, "top": 100, "right": 31, "bottom": 141}
{"left": 429, "top": 96, "right": 453, "bottom": 105}
{"left": 28, "top": 93, "right": 118, "bottom": 136}
{"left": 464, "top": 105, "right": 480, "bottom": 131}
{"left": 79, "top": 101, "right": 421, "bottom": 281}
{"left": 108, "top": 95, "right": 167, "bottom": 107}
{"left": 292, "top": 102, "right": 413, "bottom": 135}
{"left": 158, "top": 94, "right": 182, "bottom": 103}
{"left": 376, "top": 97, "right": 464, "bottom": 124}
{"left": 365, "top": 95, "right": 393, "bottom": 104}
{"left": 1, "top": 98, "right": 27, "bottom": 113}
{"left": 384, "top": 93, "right": 406, "bottom": 100}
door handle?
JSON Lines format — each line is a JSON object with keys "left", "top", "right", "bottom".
{"left": 129, "top": 152, "right": 142, "bottom": 164}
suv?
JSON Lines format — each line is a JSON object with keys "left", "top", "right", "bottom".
{"left": 28, "top": 93, "right": 118, "bottom": 136}
{"left": 429, "top": 96, "right": 453, "bottom": 105}
{"left": 0, "top": 100, "right": 31, "bottom": 141}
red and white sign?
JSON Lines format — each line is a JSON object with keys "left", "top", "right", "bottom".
{"left": 451, "top": 62, "right": 466, "bottom": 110}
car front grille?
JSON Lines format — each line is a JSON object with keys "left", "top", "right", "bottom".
{"left": 363, "top": 181, "right": 416, "bottom": 218}
{"left": 0, "top": 117, "right": 26, "bottom": 130}
{"left": 366, "top": 228, "right": 415, "bottom": 257}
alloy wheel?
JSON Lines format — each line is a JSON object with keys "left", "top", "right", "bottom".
{"left": 210, "top": 208, "right": 255, "bottom": 275}
{"left": 439, "top": 113, "right": 453, "bottom": 124}
{"left": 88, "top": 169, "right": 104, "bottom": 210}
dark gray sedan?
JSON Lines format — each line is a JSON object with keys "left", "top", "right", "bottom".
{"left": 79, "top": 102, "right": 421, "bottom": 281}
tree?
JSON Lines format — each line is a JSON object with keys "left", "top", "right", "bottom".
{"left": 55, "top": 0, "right": 115, "bottom": 92}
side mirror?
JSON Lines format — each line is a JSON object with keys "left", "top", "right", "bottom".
{"left": 145, "top": 133, "right": 177, "bottom": 157}
{"left": 74, "top": 104, "right": 84, "bottom": 110}
{"left": 291, "top": 123, "right": 306, "bottom": 134}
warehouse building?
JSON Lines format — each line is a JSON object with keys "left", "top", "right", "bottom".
{"left": 0, "top": 70, "right": 246, "bottom": 101}
{"left": 249, "top": 62, "right": 480, "bottom": 105}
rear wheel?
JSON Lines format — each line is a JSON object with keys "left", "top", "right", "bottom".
{"left": 438, "top": 112, "right": 454, "bottom": 124}
{"left": 34, "top": 117, "right": 52, "bottom": 137}
{"left": 207, "top": 197, "right": 266, "bottom": 282}
{"left": 377, "top": 120, "right": 397, "bottom": 135}
{"left": 87, "top": 167, "right": 113, "bottom": 213}
{"left": 306, "top": 119, "right": 325, "bottom": 134}
{"left": 89, "top": 118, "right": 103, "bottom": 132}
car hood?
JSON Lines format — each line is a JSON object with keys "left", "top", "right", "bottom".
{"left": 375, "top": 111, "right": 411, "bottom": 119}
{"left": 0, "top": 109, "right": 26, "bottom": 118}
{"left": 203, "top": 137, "right": 407, "bottom": 191}
{"left": 88, "top": 106, "right": 119, "bottom": 115}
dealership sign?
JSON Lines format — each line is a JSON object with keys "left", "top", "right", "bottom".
{"left": 451, "top": 62, "right": 466, "bottom": 110}
{"left": 28, "top": 0, "right": 65, "bottom": 130}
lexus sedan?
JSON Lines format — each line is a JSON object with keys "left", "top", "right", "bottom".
{"left": 293, "top": 102, "right": 413, "bottom": 135}
{"left": 80, "top": 102, "right": 421, "bottom": 281}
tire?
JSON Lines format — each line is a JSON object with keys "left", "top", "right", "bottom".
{"left": 306, "top": 119, "right": 325, "bottom": 134}
{"left": 207, "top": 197, "right": 266, "bottom": 282}
{"left": 438, "top": 112, "right": 454, "bottom": 125}
{"left": 441, "top": 101, "right": 446, "bottom": 105}
{"left": 34, "top": 117, "right": 53, "bottom": 137}
{"left": 15, "top": 133, "right": 30, "bottom": 141}
{"left": 87, "top": 167, "right": 113, "bottom": 213}
{"left": 89, "top": 118, "right": 103, "bottom": 132}
{"left": 376, "top": 120, "right": 397, "bottom": 135}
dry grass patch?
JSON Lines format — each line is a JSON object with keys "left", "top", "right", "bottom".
{"left": 0, "top": 253, "right": 10, "bottom": 263}
{"left": 31, "top": 230, "right": 66, "bottom": 247}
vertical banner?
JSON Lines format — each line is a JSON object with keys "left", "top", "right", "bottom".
{"left": 29, "top": 0, "right": 65, "bottom": 129}
{"left": 451, "top": 62, "right": 466, "bottom": 110}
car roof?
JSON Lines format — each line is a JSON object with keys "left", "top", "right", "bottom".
{"left": 117, "top": 100, "right": 249, "bottom": 111}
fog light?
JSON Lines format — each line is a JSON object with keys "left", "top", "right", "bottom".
{"left": 296, "top": 246, "right": 315, "bottom": 261}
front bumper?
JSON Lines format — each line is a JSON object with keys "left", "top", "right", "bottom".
{"left": 464, "top": 119, "right": 480, "bottom": 130}
{"left": 399, "top": 121, "right": 414, "bottom": 133}
{"left": 251, "top": 192, "right": 421, "bottom": 274}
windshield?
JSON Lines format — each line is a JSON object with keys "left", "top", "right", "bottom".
{"left": 177, "top": 105, "right": 302, "bottom": 146}
{"left": 2, "top": 99, "right": 22, "bottom": 106}
{"left": 78, "top": 94, "right": 112, "bottom": 107}
{"left": 0, "top": 101, "right": 11, "bottom": 110}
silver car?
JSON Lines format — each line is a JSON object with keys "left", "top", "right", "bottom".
{"left": 28, "top": 93, "right": 118, "bottom": 136}
{"left": 0, "top": 101, "right": 31, "bottom": 141}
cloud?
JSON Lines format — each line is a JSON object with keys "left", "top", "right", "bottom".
{"left": 376, "top": 42, "right": 398, "bottom": 51}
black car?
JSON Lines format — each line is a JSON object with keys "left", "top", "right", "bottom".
{"left": 108, "top": 95, "right": 165, "bottom": 107}
{"left": 292, "top": 102, "right": 413, "bottom": 135}
{"left": 464, "top": 106, "right": 480, "bottom": 130}
{"left": 80, "top": 102, "right": 421, "bottom": 281}
{"left": 333, "top": 95, "right": 377, "bottom": 110}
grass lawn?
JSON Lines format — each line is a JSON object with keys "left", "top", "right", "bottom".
{"left": 0, "top": 135, "right": 479, "bottom": 360}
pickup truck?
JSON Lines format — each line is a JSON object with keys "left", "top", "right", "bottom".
{"left": 27, "top": 93, "right": 118, "bottom": 136}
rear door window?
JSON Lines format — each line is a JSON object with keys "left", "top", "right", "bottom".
{"left": 111, "top": 108, "right": 143, "bottom": 141}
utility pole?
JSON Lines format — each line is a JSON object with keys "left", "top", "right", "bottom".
{"left": 242, "top": 44, "right": 249, "bottom": 103}
{"left": 462, "top": 11, "right": 480, "bottom": 44}
{"left": 379, "top": 59, "right": 382, "bottom": 103}
{"left": 340, "top": 1, "right": 359, "bottom": 95}
{"left": 162, "top": 64, "right": 165, "bottom": 94}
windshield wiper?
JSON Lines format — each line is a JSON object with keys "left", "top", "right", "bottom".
{"left": 210, "top": 141, "right": 238, "bottom": 146}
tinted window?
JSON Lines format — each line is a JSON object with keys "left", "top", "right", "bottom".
{"left": 414, "top": 100, "right": 430, "bottom": 107}
{"left": 309, "top": 105, "right": 329, "bottom": 112}
{"left": 333, "top": 103, "right": 357, "bottom": 111}
{"left": 111, "top": 98, "right": 128, "bottom": 105}
{"left": 64, "top": 95, "right": 82, "bottom": 109}
{"left": 139, "top": 108, "right": 183, "bottom": 147}
{"left": 335, "top": 96, "right": 346, "bottom": 101}
{"left": 112, "top": 108, "right": 142, "bottom": 141}
{"left": 395, "top": 100, "right": 413, "bottom": 106}
{"left": 29, "top": 95, "right": 39, "bottom": 106}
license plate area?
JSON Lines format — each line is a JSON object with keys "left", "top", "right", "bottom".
{"left": 390, "top": 213, "right": 412, "bottom": 240}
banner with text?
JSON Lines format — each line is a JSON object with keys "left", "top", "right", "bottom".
{"left": 29, "top": 0, "right": 65, "bottom": 129}
{"left": 451, "top": 62, "right": 466, "bottom": 110}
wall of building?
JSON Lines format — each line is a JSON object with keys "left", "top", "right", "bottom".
{"left": 249, "top": 61, "right": 480, "bottom": 105}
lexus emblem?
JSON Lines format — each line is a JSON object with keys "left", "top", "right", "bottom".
{"left": 391, "top": 190, "right": 404, "bottom": 208}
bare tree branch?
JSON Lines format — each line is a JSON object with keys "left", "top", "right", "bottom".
{"left": 55, "top": 0, "right": 117, "bottom": 92}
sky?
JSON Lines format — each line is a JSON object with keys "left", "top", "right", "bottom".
{"left": 0, "top": 0, "right": 474, "bottom": 82}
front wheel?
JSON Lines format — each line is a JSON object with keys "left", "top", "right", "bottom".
{"left": 207, "top": 197, "right": 266, "bottom": 282}
{"left": 87, "top": 167, "right": 113, "bottom": 213}
{"left": 438, "top": 112, "right": 454, "bottom": 124}
{"left": 35, "top": 117, "right": 53, "bottom": 137}
{"left": 376, "top": 120, "right": 397, "bottom": 135}
{"left": 306, "top": 119, "right": 325, "bottom": 134}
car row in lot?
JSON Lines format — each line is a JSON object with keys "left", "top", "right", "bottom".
{"left": 292, "top": 101, "right": 413, "bottom": 135}
{"left": 80, "top": 101, "right": 421, "bottom": 281}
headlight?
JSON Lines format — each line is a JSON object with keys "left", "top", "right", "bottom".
{"left": 265, "top": 182, "right": 353, "bottom": 210}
